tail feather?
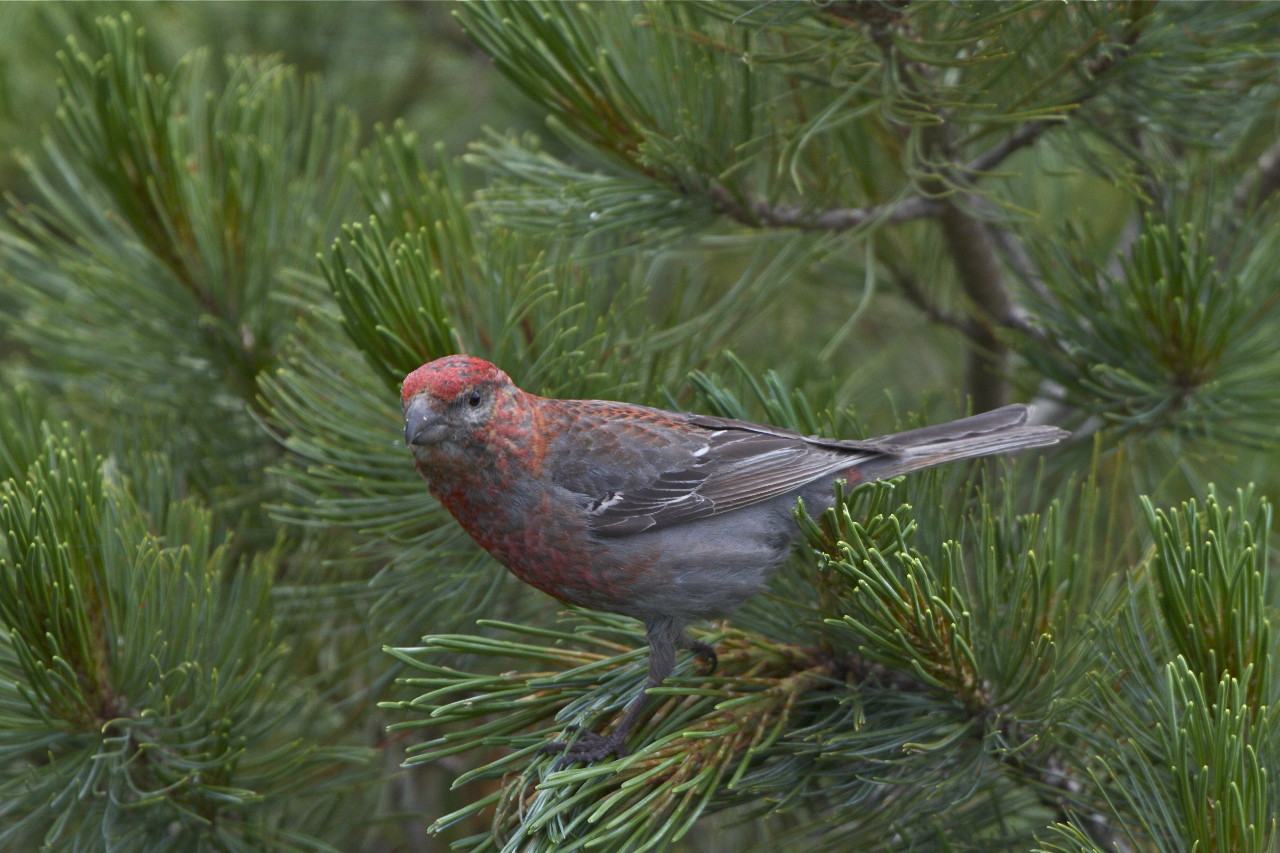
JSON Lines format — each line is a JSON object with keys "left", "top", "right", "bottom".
{"left": 853, "top": 404, "right": 1067, "bottom": 480}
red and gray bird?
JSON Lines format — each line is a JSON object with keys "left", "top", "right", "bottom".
{"left": 401, "top": 354, "right": 1067, "bottom": 763}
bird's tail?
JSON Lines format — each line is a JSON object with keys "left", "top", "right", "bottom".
{"left": 846, "top": 404, "right": 1067, "bottom": 480}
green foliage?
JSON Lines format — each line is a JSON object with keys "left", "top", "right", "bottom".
{"left": 389, "top": 475, "right": 1278, "bottom": 852}
{"left": 1, "top": 14, "right": 358, "bottom": 508}
{"left": 0, "top": 422, "right": 372, "bottom": 851}
{"left": 1061, "top": 490, "right": 1279, "bottom": 853}
{"left": 1023, "top": 216, "right": 1280, "bottom": 449}
{"left": 385, "top": 616, "right": 836, "bottom": 853}
{"left": 1145, "top": 489, "right": 1274, "bottom": 707}
{"left": 459, "top": 2, "right": 1124, "bottom": 226}
{"left": 330, "top": 132, "right": 649, "bottom": 397}
{"left": 0, "top": 386, "right": 47, "bottom": 484}
{"left": 460, "top": 2, "right": 751, "bottom": 185}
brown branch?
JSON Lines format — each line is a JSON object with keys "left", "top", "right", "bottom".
{"left": 984, "top": 215, "right": 1053, "bottom": 309}
{"left": 703, "top": 3, "right": 1150, "bottom": 412}
{"left": 930, "top": 198, "right": 1014, "bottom": 410}
{"left": 893, "top": 6, "right": 1146, "bottom": 411}
{"left": 963, "top": 120, "right": 1053, "bottom": 178}
{"left": 706, "top": 114, "right": 1051, "bottom": 237}
{"left": 705, "top": 1, "right": 1150, "bottom": 241}
{"left": 894, "top": 271, "right": 981, "bottom": 340}
{"left": 873, "top": 15, "right": 1019, "bottom": 410}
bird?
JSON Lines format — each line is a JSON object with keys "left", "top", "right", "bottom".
{"left": 401, "top": 354, "right": 1067, "bottom": 763}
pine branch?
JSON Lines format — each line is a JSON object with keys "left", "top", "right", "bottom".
{"left": 706, "top": 117, "right": 1055, "bottom": 235}
{"left": 385, "top": 616, "right": 845, "bottom": 852}
{"left": 715, "top": 3, "right": 1152, "bottom": 412}
{"left": 1020, "top": 215, "right": 1280, "bottom": 449}
{"left": 1142, "top": 488, "right": 1274, "bottom": 708}
{"left": 893, "top": 2, "right": 1142, "bottom": 411}
{"left": 0, "top": 425, "right": 374, "bottom": 849}
{"left": 1048, "top": 487, "right": 1279, "bottom": 853}
{"left": 964, "top": 120, "right": 1053, "bottom": 177}
{"left": 894, "top": 269, "right": 984, "bottom": 340}
{"left": 2, "top": 15, "right": 358, "bottom": 517}
{"left": 707, "top": 184, "right": 944, "bottom": 231}
{"left": 930, "top": 200, "right": 1016, "bottom": 409}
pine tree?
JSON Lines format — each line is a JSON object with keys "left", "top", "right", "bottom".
{"left": 1, "top": 4, "right": 1278, "bottom": 851}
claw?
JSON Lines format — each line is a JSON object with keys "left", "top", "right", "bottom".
{"left": 541, "top": 730, "right": 629, "bottom": 768}
{"left": 536, "top": 627, "right": 716, "bottom": 768}
{"left": 688, "top": 639, "right": 718, "bottom": 673}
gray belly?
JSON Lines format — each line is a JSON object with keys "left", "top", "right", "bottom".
{"left": 593, "top": 484, "right": 833, "bottom": 623}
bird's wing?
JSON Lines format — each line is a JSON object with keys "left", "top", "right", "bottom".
{"left": 548, "top": 401, "right": 1055, "bottom": 537}
{"left": 581, "top": 413, "right": 879, "bottom": 536}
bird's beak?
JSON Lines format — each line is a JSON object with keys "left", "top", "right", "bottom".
{"left": 404, "top": 396, "right": 444, "bottom": 447}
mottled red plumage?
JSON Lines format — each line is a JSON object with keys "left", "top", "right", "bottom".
{"left": 402, "top": 354, "right": 1067, "bottom": 762}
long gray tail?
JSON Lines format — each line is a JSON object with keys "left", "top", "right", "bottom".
{"left": 848, "top": 404, "right": 1067, "bottom": 480}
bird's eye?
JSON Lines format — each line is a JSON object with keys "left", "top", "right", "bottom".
{"left": 468, "top": 389, "right": 483, "bottom": 407}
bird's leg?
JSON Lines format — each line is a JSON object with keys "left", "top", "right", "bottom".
{"left": 543, "top": 616, "right": 690, "bottom": 766}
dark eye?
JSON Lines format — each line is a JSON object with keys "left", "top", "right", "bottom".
{"left": 467, "top": 389, "right": 483, "bottom": 407}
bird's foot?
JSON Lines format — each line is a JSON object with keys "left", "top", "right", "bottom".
{"left": 540, "top": 727, "right": 629, "bottom": 768}
{"left": 688, "top": 639, "right": 718, "bottom": 673}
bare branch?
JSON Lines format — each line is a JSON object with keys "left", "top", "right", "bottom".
{"left": 707, "top": 184, "right": 943, "bottom": 231}
{"left": 702, "top": 0, "right": 1150, "bottom": 412}
{"left": 932, "top": 198, "right": 1014, "bottom": 410}
{"left": 894, "top": 271, "right": 981, "bottom": 340}
{"left": 985, "top": 218, "right": 1053, "bottom": 309}
{"left": 964, "top": 120, "right": 1053, "bottom": 178}
{"left": 706, "top": 113, "right": 1052, "bottom": 234}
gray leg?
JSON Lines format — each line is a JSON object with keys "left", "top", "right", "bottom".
{"left": 544, "top": 616, "right": 708, "bottom": 765}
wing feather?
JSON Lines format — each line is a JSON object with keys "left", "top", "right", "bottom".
{"left": 586, "top": 426, "right": 874, "bottom": 535}
{"left": 558, "top": 402, "right": 1059, "bottom": 537}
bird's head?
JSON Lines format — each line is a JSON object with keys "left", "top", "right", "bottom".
{"left": 401, "top": 356, "right": 517, "bottom": 463}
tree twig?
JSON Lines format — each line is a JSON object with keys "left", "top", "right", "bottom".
{"left": 704, "top": 2, "right": 1148, "bottom": 411}
{"left": 894, "top": 270, "right": 980, "bottom": 339}
{"left": 930, "top": 198, "right": 1015, "bottom": 409}
{"left": 707, "top": 184, "right": 943, "bottom": 231}
{"left": 984, "top": 216, "right": 1053, "bottom": 309}
{"left": 963, "top": 120, "right": 1053, "bottom": 178}
{"left": 706, "top": 116, "right": 1055, "bottom": 236}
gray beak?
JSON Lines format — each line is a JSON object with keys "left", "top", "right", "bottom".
{"left": 404, "top": 396, "right": 441, "bottom": 447}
